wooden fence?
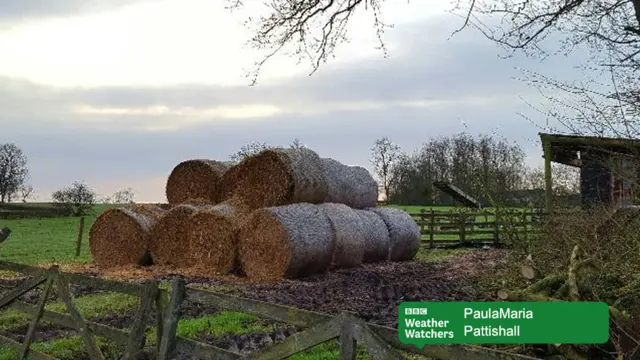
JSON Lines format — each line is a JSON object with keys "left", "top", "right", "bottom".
{"left": 409, "top": 210, "right": 543, "bottom": 248}
{"left": 0, "top": 260, "right": 542, "bottom": 360}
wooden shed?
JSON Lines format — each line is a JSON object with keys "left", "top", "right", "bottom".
{"left": 539, "top": 132, "right": 640, "bottom": 212}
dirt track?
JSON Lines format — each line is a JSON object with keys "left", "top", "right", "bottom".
{"left": 0, "top": 249, "right": 505, "bottom": 358}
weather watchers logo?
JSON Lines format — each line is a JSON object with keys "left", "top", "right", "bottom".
{"left": 398, "top": 301, "right": 609, "bottom": 346}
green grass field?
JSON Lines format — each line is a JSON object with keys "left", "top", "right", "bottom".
{"left": 0, "top": 203, "right": 469, "bottom": 359}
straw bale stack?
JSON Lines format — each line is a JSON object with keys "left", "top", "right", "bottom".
{"left": 238, "top": 203, "right": 334, "bottom": 280}
{"left": 149, "top": 204, "right": 202, "bottom": 267}
{"left": 218, "top": 148, "right": 328, "bottom": 209}
{"left": 355, "top": 209, "right": 391, "bottom": 263}
{"left": 187, "top": 201, "right": 250, "bottom": 274}
{"left": 318, "top": 203, "right": 365, "bottom": 269}
{"left": 368, "top": 207, "right": 421, "bottom": 261}
{"left": 89, "top": 204, "right": 167, "bottom": 269}
{"left": 320, "top": 158, "right": 378, "bottom": 209}
{"left": 165, "top": 159, "right": 233, "bottom": 205}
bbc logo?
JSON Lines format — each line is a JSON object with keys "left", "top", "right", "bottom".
{"left": 405, "top": 307, "right": 427, "bottom": 315}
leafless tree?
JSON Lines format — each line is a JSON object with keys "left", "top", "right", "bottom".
{"left": 370, "top": 137, "right": 401, "bottom": 201}
{"left": 0, "top": 143, "right": 29, "bottom": 203}
{"left": 19, "top": 184, "right": 34, "bottom": 203}
{"left": 290, "top": 138, "right": 306, "bottom": 149}
{"left": 387, "top": 133, "right": 527, "bottom": 205}
{"left": 51, "top": 181, "right": 97, "bottom": 216}
{"left": 112, "top": 188, "right": 135, "bottom": 204}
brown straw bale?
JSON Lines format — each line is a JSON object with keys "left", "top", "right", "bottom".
{"left": 188, "top": 201, "right": 249, "bottom": 275}
{"left": 367, "top": 207, "right": 421, "bottom": 261}
{"left": 319, "top": 158, "right": 378, "bottom": 209}
{"left": 165, "top": 159, "right": 233, "bottom": 205}
{"left": 149, "top": 204, "right": 202, "bottom": 267}
{"left": 89, "top": 205, "right": 167, "bottom": 269}
{"left": 318, "top": 203, "right": 365, "bottom": 269}
{"left": 238, "top": 203, "right": 334, "bottom": 280}
{"left": 218, "top": 148, "right": 329, "bottom": 209}
{"left": 355, "top": 209, "right": 391, "bottom": 263}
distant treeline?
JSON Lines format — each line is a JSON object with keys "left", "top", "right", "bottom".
{"left": 387, "top": 133, "right": 578, "bottom": 208}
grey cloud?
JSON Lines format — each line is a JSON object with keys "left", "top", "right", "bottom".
{"left": 0, "top": 14, "right": 574, "bottom": 201}
{"left": 68, "top": 17, "right": 588, "bottom": 110}
{"left": 0, "top": 0, "right": 158, "bottom": 20}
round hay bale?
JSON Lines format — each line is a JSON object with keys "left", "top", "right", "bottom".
{"left": 355, "top": 209, "right": 391, "bottom": 263}
{"left": 188, "top": 202, "right": 249, "bottom": 275}
{"left": 165, "top": 159, "right": 233, "bottom": 205}
{"left": 89, "top": 205, "right": 167, "bottom": 269}
{"left": 149, "top": 204, "right": 202, "bottom": 267}
{"left": 318, "top": 203, "right": 365, "bottom": 269}
{"left": 320, "top": 158, "right": 378, "bottom": 209}
{"left": 367, "top": 207, "right": 420, "bottom": 261}
{"left": 238, "top": 203, "right": 334, "bottom": 280}
{"left": 218, "top": 148, "right": 328, "bottom": 210}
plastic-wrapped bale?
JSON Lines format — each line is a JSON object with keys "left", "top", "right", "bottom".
{"left": 318, "top": 203, "right": 365, "bottom": 269}
{"left": 89, "top": 205, "right": 167, "bottom": 269}
{"left": 238, "top": 203, "right": 334, "bottom": 280}
{"left": 149, "top": 204, "right": 202, "bottom": 267}
{"left": 165, "top": 159, "right": 234, "bottom": 205}
{"left": 367, "top": 207, "right": 420, "bottom": 261}
{"left": 355, "top": 209, "right": 391, "bottom": 263}
{"left": 320, "top": 158, "right": 378, "bottom": 209}
{"left": 187, "top": 201, "right": 249, "bottom": 275}
{"left": 218, "top": 148, "right": 328, "bottom": 210}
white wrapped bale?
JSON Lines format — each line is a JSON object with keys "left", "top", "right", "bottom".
{"left": 320, "top": 158, "right": 378, "bottom": 209}
{"left": 356, "top": 209, "right": 391, "bottom": 263}
{"left": 367, "top": 207, "right": 421, "bottom": 261}
{"left": 318, "top": 203, "right": 365, "bottom": 269}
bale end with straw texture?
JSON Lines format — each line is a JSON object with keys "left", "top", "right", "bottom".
{"left": 218, "top": 148, "right": 328, "bottom": 210}
{"left": 165, "top": 159, "right": 233, "bottom": 205}
{"left": 367, "top": 207, "right": 420, "bottom": 261}
{"left": 318, "top": 203, "right": 365, "bottom": 269}
{"left": 238, "top": 203, "right": 333, "bottom": 281}
{"left": 149, "top": 204, "right": 202, "bottom": 267}
{"left": 188, "top": 202, "right": 248, "bottom": 275}
{"left": 355, "top": 209, "right": 391, "bottom": 263}
{"left": 89, "top": 205, "right": 167, "bottom": 269}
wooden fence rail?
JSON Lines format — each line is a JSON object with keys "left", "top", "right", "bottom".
{"left": 408, "top": 210, "right": 544, "bottom": 248}
{"left": 0, "top": 260, "right": 541, "bottom": 360}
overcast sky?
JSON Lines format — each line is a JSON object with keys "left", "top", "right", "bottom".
{"left": 0, "top": 0, "right": 584, "bottom": 202}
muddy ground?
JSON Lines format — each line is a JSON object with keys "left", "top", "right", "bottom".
{"left": 0, "top": 249, "right": 506, "bottom": 359}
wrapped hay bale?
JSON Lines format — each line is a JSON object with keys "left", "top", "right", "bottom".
{"left": 318, "top": 203, "right": 365, "bottom": 269}
{"left": 218, "top": 148, "right": 328, "bottom": 209}
{"left": 89, "top": 205, "right": 167, "bottom": 269}
{"left": 367, "top": 207, "right": 420, "bottom": 261}
{"left": 165, "top": 159, "right": 233, "bottom": 205}
{"left": 238, "top": 203, "right": 334, "bottom": 280}
{"left": 188, "top": 201, "right": 249, "bottom": 274}
{"left": 355, "top": 209, "right": 391, "bottom": 263}
{"left": 149, "top": 204, "right": 202, "bottom": 267}
{"left": 320, "top": 158, "right": 378, "bottom": 209}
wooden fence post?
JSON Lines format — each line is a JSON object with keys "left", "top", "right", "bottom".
{"left": 419, "top": 209, "right": 426, "bottom": 235}
{"left": 158, "top": 279, "right": 186, "bottom": 360}
{"left": 522, "top": 211, "right": 528, "bottom": 242}
{"left": 494, "top": 210, "right": 501, "bottom": 245}
{"left": 19, "top": 270, "right": 56, "bottom": 360}
{"left": 339, "top": 316, "right": 357, "bottom": 360}
{"left": 429, "top": 210, "right": 435, "bottom": 248}
{"left": 459, "top": 213, "right": 466, "bottom": 243}
{"left": 75, "top": 217, "right": 85, "bottom": 257}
